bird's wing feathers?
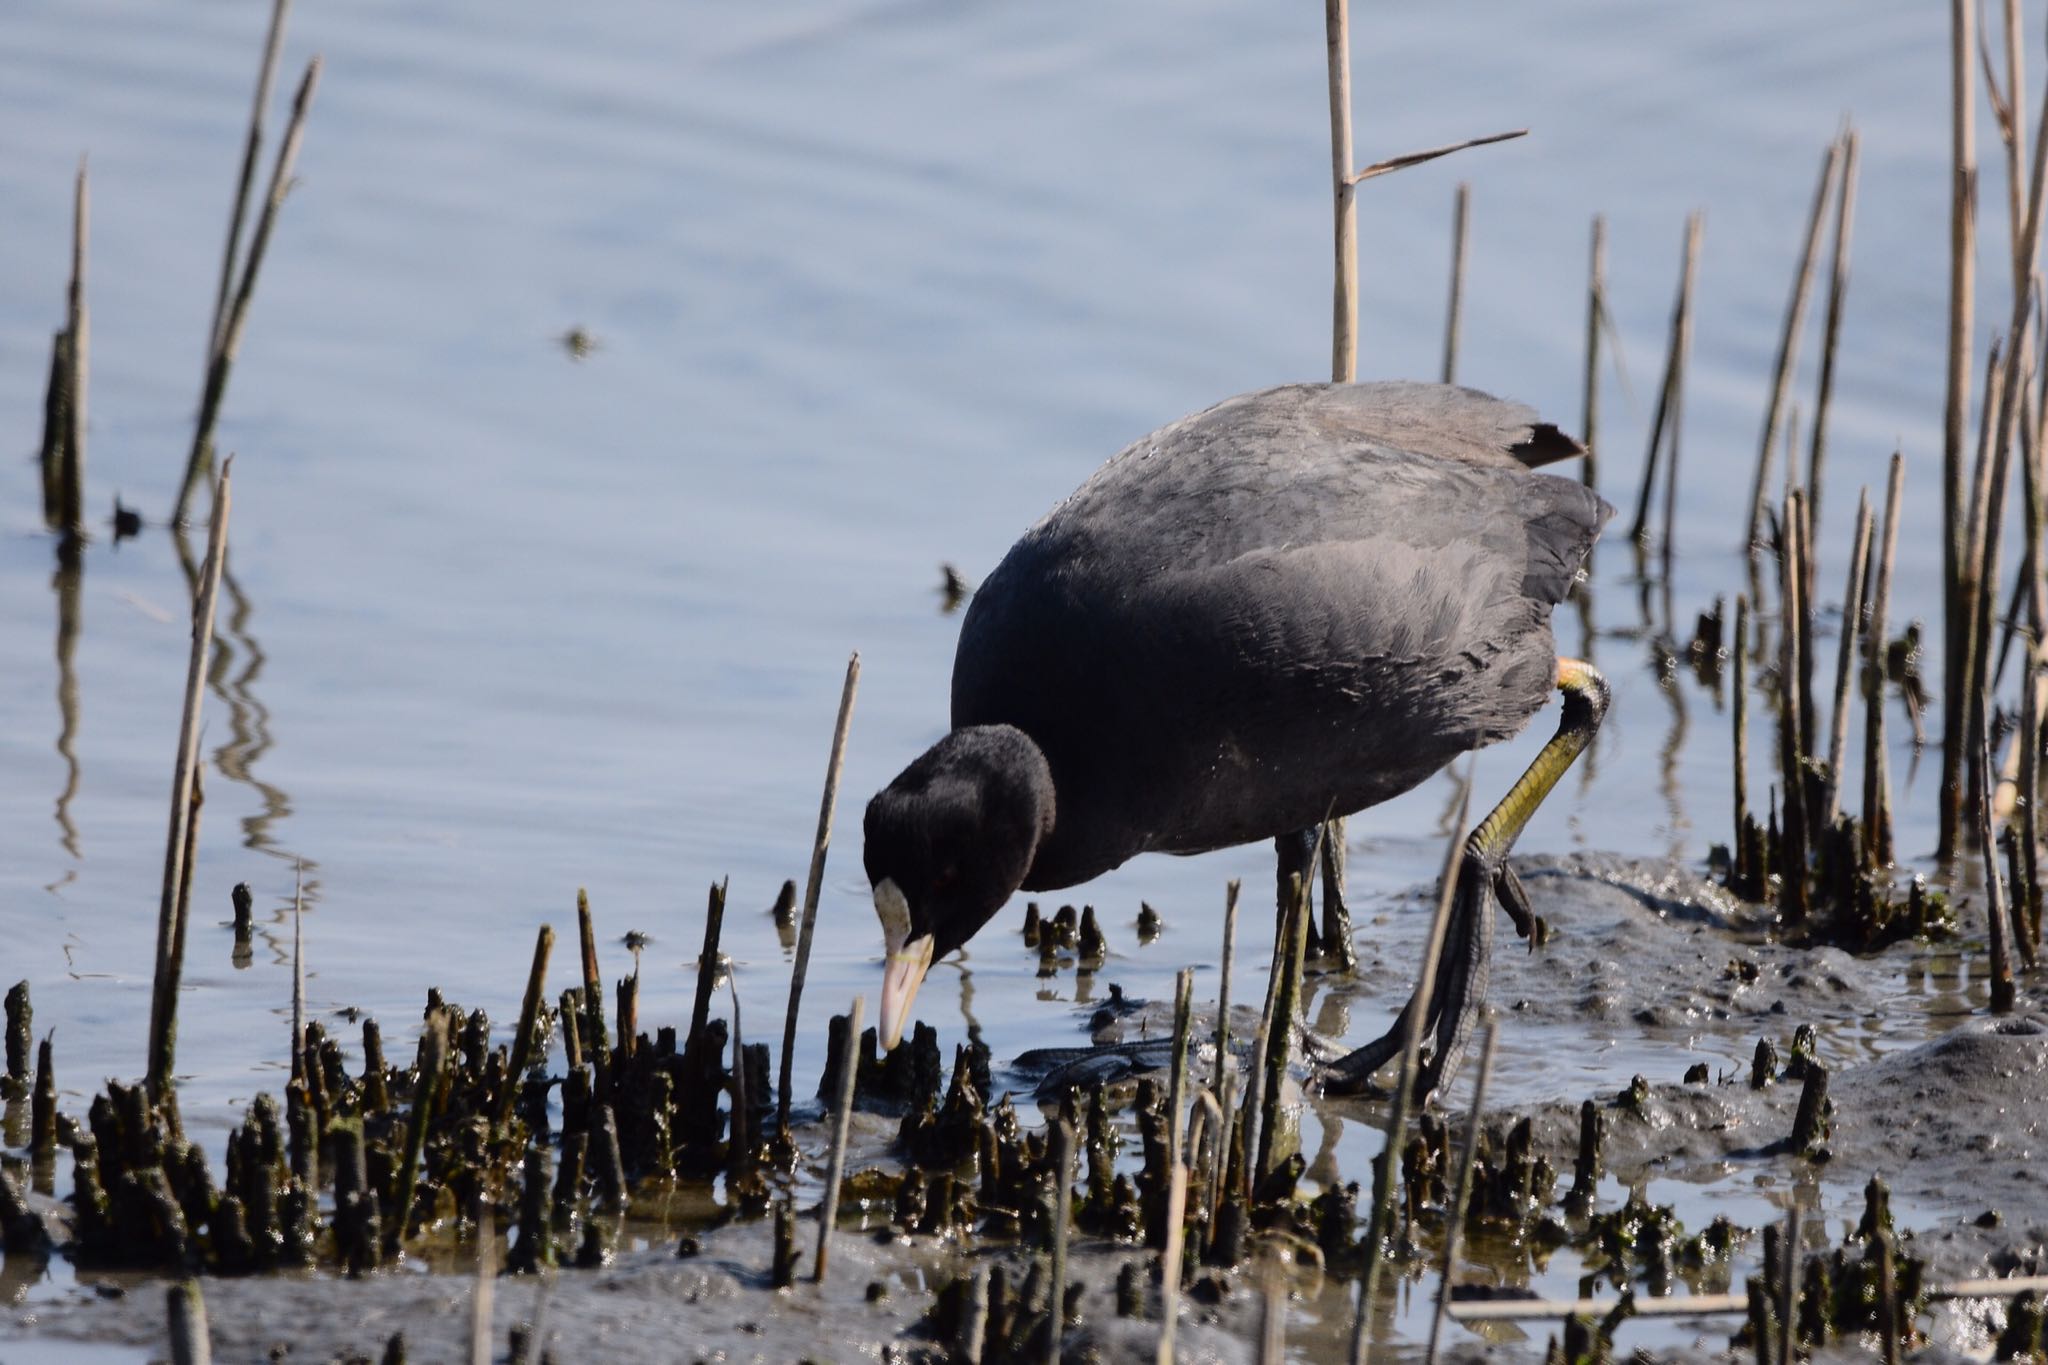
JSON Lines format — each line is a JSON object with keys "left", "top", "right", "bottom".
{"left": 1312, "top": 381, "right": 1586, "bottom": 470}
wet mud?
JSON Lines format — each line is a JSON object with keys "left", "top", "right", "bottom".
{"left": 3, "top": 853, "right": 2040, "bottom": 1363}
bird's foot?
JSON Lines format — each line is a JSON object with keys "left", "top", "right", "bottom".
{"left": 1312, "top": 841, "right": 1497, "bottom": 1103}
{"left": 1497, "top": 862, "right": 1536, "bottom": 942}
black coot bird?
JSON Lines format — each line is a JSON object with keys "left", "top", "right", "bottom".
{"left": 863, "top": 381, "right": 1611, "bottom": 1098}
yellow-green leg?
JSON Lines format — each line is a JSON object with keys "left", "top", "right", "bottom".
{"left": 1320, "top": 659, "right": 1610, "bottom": 1099}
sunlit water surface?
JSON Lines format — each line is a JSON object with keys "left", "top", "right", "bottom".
{"left": 0, "top": 0, "right": 2020, "bottom": 1357}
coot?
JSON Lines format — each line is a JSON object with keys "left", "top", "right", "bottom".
{"left": 863, "top": 381, "right": 1610, "bottom": 1098}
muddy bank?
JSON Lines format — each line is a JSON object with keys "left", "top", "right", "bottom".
{"left": 3, "top": 852, "right": 2038, "bottom": 1363}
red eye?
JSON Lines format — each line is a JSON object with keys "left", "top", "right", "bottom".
{"left": 930, "top": 867, "right": 960, "bottom": 894}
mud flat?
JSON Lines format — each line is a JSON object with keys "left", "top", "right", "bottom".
{"left": 2, "top": 853, "right": 2039, "bottom": 1363}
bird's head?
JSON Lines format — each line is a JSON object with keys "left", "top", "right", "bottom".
{"left": 863, "top": 724, "right": 1055, "bottom": 1049}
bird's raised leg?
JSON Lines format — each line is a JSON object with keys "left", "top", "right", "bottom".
{"left": 1318, "top": 659, "right": 1609, "bottom": 1101}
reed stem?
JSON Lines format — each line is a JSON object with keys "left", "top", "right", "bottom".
{"left": 1425, "top": 1022, "right": 1498, "bottom": 1365}
{"left": 1824, "top": 495, "right": 1874, "bottom": 826}
{"left": 1582, "top": 215, "right": 1606, "bottom": 492}
{"left": 1047, "top": 1118, "right": 1073, "bottom": 1365}
{"left": 813, "top": 995, "right": 863, "bottom": 1283}
{"left": 1630, "top": 212, "right": 1703, "bottom": 547}
{"left": 1863, "top": 454, "right": 1906, "bottom": 865}
{"left": 1744, "top": 142, "right": 1843, "bottom": 553}
{"left": 778, "top": 651, "right": 860, "bottom": 1137}
{"left": 168, "top": 1281, "right": 211, "bottom": 1365}
{"left": 61, "top": 160, "right": 89, "bottom": 540}
{"left": 1326, "top": 0, "right": 1356, "bottom": 383}
{"left": 209, "top": 0, "right": 293, "bottom": 361}
{"left": 1351, "top": 778, "right": 1470, "bottom": 1365}
{"left": 175, "top": 59, "right": 321, "bottom": 526}
{"left": 1943, "top": 0, "right": 1981, "bottom": 864}
{"left": 1440, "top": 183, "right": 1469, "bottom": 385}
{"left": 1807, "top": 128, "right": 1860, "bottom": 533}
{"left": 147, "top": 460, "right": 233, "bottom": 1100}
{"left": 499, "top": 926, "right": 554, "bottom": 1128}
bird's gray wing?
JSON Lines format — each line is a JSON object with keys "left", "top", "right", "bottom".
{"left": 1304, "top": 381, "right": 1585, "bottom": 470}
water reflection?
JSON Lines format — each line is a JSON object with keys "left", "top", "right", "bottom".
{"left": 49, "top": 547, "right": 81, "bottom": 866}
{"left": 1650, "top": 636, "right": 1690, "bottom": 860}
{"left": 950, "top": 957, "right": 982, "bottom": 1054}
{"left": 171, "top": 527, "right": 317, "bottom": 900}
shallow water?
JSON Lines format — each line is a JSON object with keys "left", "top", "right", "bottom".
{"left": 0, "top": 0, "right": 2026, "bottom": 1358}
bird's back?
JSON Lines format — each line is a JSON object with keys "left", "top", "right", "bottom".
{"left": 952, "top": 382, "right": 1611, "bottom": 889}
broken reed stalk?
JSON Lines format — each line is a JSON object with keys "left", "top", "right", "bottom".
{"left": 1213, "top": 881, "right": 1239, "bottom": 1099}
{"left": 813, "top": 995, "right": 863, "bottom": 1283}
{"left": 1440, "top": 183, "right": 1469, "bottom": 384}
{"left": 38, "top": 328, "right": 68, "bottom": 531}
{"left": 1961, "top": 76, "right": 2048, "bottom": 859}
{"left": 1991, "top": 348, "right": 2047, "bottom": 694}
{"left": 1238, "top": 859, "right": 1307, "bottom": 1204}
{"left": 1778, "top": 490, "right": 1812, "bottom": 924}
{"left": 1998, "top": 0, "right": 2028, "bottom": 294}
{"left": 1255, "top": 880, "right": 1310, "bottom": 1184}
{"left": 1742, "top": 140, "right": 1842, "bottom": 553}
{"left": 389, "top": 1014, "right": 449, "bottom": 1252}
{"left": 1582, "top": 214, "right": 1606, "bottom": 492}
{"left": 290, "top": 864, "right": 305, "bottom": 1077}
{"left": 1778, "top": 1205, "right": 1800, "bottom": 1365}
{"left": 1798, "top": 476, "right": 1819, "bottom": 738}
{"left": 1660, "top": 211, "right": 1704, "bottom": 584}
{"left": 175, "top": 58, "right": 321, "bottom": 527}
{"left": 1155, "top": 1157, "right": 1192, "bottom": 1363}
{"left": 498, "top": 925, "right": 554, "bottom": 1127}
{"left": 1155, "top": 969, "right": 1196, "bottom": 1365}
{"left": 1629, "top": 211, "right": 1703, "bottom": 547}
{"left": 61, "top": 160, "right": 89, "bottom": 540}
{"left": 1878, "top": 1233, "right": 1901, "bottom": 1365}
{"left": 1259, "top": 1261, "right": 1288, "bottom": 1365}
{"left": 1350, "top": 778, "right": 1471, "bottom": 1365}
{"left": 209, "top": 0, "right": 293, "bottom": 360}
{"left": 1993, "top": 349, "right": 2048, "bottom": 829}
{"left": 147, "top": 460, "right": 233, "bottom": 1100}
{"left": 1320, "top": 0, "right": 1360, "bottom": 891}
{"left": 689, "top": 879, "right": 726, "bottom": 1043}
{"left": 171, "top": 764, "right": 205, "bottom": 1055}
{"left": 2004, "top": 826, "right": 2039, "bottom": 969}
{"left": 1176, "top": 1102, "right": 1219, "bottom": 1330}
{"left": 168, "top": 1281, "right": 211, "bottom": 1365}
{"left": 1326, "top": 0, "right": 1357, "bottom": 383}
{"left": 576, "top": 890, "right": 609, "bottom": 1091}
{"left": 1452, "top": 1273, "right": 2048, "bottom": 1323}
{"left": 778, "top": 650, "right": 860, "bottom": 1138}
{"left": 618, "top": 961, "right": 638, "bottom": 1067}
{"left": 1424, "top": 1021, "right": 1499, "bottom": 1365}
{"left": 1166, "top": 968, "right": 1195, "bottom": 1171}
{"left": 1732, "top": 593, "right": 1753, "bottom": 889}
{"left": 1943, "top": 0, "right": 1981, "bottom": 863}
{"left": 2017, "top": 405, "right": 2046, "bottom": 941}
{"left": 1863, "top": 453, "right": 1905, "bottom": 864}
{"left": 1824, "top": 495, "right": 1874, "bottom": 826}
{"left": 1979, "top": 732, "right": 2019, "bottom": 1012}
{"left": 468, "top": 1227, "right": 494, "bottom": 1365}
{"left": 725, "top": 977, "right": 748, "bottom": 1187}
{"left": 1806, "top": 128, "right": 1860, "bottom": 533}
{"left": 1348, "top": 130, "right": 1527, "bottom": 187}
{"left": 1047, "top": 1118, "right": 1073, "bottom": 1365}
{"left": 2022, "top": 651, "right": 2044, "bottom": 947}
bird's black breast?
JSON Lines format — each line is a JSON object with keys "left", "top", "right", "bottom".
{"left": 949, "top": 382, "right": 1611, "bottom": 889}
